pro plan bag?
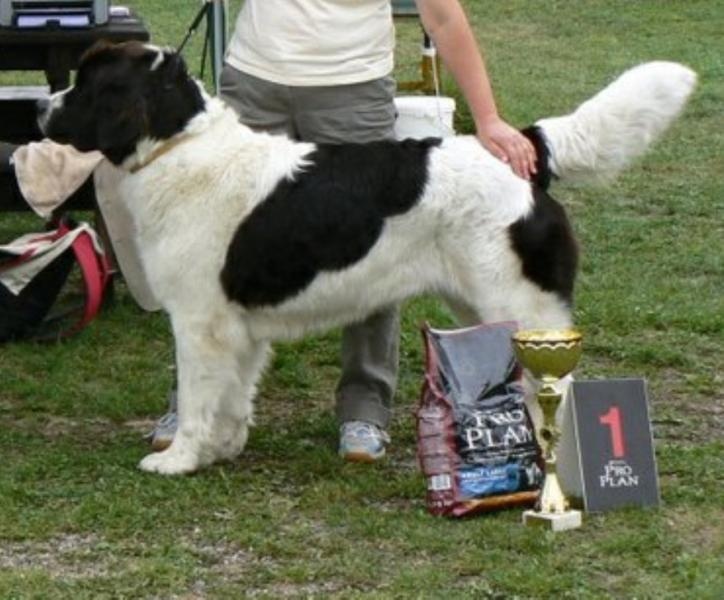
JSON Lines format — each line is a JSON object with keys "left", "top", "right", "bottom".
{"left": 0, "top": 218, "right": 111, "bottom": 342}
{"left": 417, "top": 322, "right": 543, "bottom": 517}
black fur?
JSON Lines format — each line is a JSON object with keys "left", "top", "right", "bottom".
{"left": 508, "top": 186, "right": 578, "bottom": 304}
{"left": 221, "top": 138, "right": 442, "bottom": 308}
{"left": 521, "top": 126, "right": 555, "bottom": 191}
{"left": 41, "top": 42, "right": 205, "bottom": 164}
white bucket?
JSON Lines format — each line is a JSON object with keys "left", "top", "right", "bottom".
{"left": 393, "top": 95, "right": 456, "bottom": 140}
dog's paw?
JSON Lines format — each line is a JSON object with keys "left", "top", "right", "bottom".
{"left": 138, "top": 447, "right": 200, "bottom": 475}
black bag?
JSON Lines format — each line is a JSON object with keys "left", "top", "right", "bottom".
{"left": 418, "top": 321, "right": 543, "bottom": 517}
{"left": 0, "top": 217, "right": 111, "bottom": 342}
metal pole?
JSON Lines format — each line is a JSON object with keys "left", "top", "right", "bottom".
{"left": 206, "top": 0, "right": 227, "bottom": 94}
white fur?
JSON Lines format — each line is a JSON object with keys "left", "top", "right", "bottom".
{"left": 96, "top": 62, "right": 693, "bottom": 475}
{"left": 148, "top": 48, "right": 164, "bottom": 71}
{"left": 38, "top": 87, "right": 70, "bottom": 132}
{"left": 537, "top": 61, "right": 697, "bottom": 183}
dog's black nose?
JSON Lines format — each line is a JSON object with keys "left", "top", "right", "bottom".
{"left": 36, "top": 97, "right": 50, "bottom": 117}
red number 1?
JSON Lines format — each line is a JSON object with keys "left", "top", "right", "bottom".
{"left": 599, "top": 405, "right": 626, "bottom": 458}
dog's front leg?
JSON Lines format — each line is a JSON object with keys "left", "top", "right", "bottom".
{"left": 139, "top": 315, "right": 270, "bottom": 475}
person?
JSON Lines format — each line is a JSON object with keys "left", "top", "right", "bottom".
{"left": 148, "top": 0, "right": 537, "bottom": 462}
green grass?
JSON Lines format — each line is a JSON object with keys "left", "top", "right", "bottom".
{"left": 1, "top": 1, "right": 723, "bottom": 597}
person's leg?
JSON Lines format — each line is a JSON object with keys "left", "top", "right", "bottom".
{"left": 335, "top": 308, "right": 399, "bottom": 429}
{"left": 293, "top": 77, "right": 400, "bottom": 460}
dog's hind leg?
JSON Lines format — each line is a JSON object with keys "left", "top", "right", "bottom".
{"left": 139, "top": 313, "right": 270, "bottom": 475}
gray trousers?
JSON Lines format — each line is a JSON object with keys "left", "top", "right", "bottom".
{"left": 219, "top": 65, "right": 399, "bottom": 429}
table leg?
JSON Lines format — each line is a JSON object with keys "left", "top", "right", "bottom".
{"left": 45, "top": 48, "right": 73, "bottom": 92}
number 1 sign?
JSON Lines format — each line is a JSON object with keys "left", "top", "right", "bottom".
{"left": 599, "top": 406, "right": 626, "bottom": 458}
{"left": 569, "top": 379, "right": 661, "bottom": 512}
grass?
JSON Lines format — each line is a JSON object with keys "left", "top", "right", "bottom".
{"left": 1, "top": 0, "right": 723, "bottom": 597}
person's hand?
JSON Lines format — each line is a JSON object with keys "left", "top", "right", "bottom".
{"left": 476, "top": 115, "right": 537, "bottom": 180}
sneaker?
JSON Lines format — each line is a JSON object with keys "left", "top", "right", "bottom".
{"left": 145, "top": 389, "right": 178, "bottom": 452}
{"left": 147, "top": 410, "right": 178, "bottom": 452}
{"left": 338, "top": 421, "right": 390, "bottom": 463}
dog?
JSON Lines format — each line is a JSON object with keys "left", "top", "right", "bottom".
{"left": 39, "top": 41, "right": 695, "bottom": 475}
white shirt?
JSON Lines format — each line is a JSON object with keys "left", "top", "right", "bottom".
{"left": 225, "top": 0, "right": 395, "bottom": 86}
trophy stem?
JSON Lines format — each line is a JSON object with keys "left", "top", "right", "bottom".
{"left": 538, "top": 380, "right": 562, "bottom": 467}
{"left": 511, "top": 328, "right": 584, "bottom": 531}
{"left": 523, "top": 377, "right": 582, "bottom": 530}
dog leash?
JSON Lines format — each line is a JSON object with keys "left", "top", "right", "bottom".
{"left": 177, "top": 1, "right": 219, "bottom": 84}
{"left": 178, "top": 3, "right": 209, "bottom": 54}
{"left": 177, "top": 1, "right": 229, "bottom": 91}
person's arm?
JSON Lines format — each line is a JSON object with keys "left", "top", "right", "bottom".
{"left": 415, "top": 0, "right": 536, "bottom": 179}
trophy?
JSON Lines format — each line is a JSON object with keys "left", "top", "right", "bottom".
{"left": 512, "top": 329, "right": 583, "bottom": 531}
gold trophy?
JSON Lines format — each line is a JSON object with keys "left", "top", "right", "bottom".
{"left": 512, "top": 329, "right": 583, "bottom": 531}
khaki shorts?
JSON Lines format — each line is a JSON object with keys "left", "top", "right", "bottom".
{"left": 218, "top": 65, "right": 397, "bottom": 144}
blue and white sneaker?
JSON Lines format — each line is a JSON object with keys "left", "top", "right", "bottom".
{"left": 147, "top": 410, "right": 178, "bottom": 452}
{"left": 145, "top": 390, "right": 178, "bottom": 452}
{"left": 339, "top": 421, "right": 390, "bottom": 462}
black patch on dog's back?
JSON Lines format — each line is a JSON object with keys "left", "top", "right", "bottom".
{"left": 509, "top": 187, "right": 578, "bottom": 304}
{"left": 221, "top": 138, "right": 441, "bottom": 308}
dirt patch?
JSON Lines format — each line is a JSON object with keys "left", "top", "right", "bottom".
{"left": 245, "top": 581, "right": 348, "bottom": 598}
{"left": 0, "top": 534, "right": 109, "bottom": 579}
{"left": 181, "top": 539, "right": 352, "bottom": 597}
{"left": 0, "top": 412, "right": 158, "bottom": 440}
{"left": 42, "top": 416, "right": 115, "bottom": 438}
{"left": 123, "top": 417, "right": 158, "bottom": 435}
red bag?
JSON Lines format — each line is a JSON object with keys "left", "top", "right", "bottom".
{"left": 0, "top": 217, "right": 112, "bottom": 342}
{"left": 417, "top": 322, "right": 542, "bottom": 517}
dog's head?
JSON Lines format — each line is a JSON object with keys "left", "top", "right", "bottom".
{"left": 39, "top": 41, "right": 205, "bottom": 165}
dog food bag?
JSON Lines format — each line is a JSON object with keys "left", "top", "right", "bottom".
{"left": 417, "top": 322, "right": 542, "bottom": 517}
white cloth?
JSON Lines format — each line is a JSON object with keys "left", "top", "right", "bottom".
{"left": 225, "top": 0, "right": 395, "bottom": 86}
{"left": 0, "top": 222, "right": 102, "bottom": 295}
{"left": 11, "top": 140, "right": 103, "bottom": 218}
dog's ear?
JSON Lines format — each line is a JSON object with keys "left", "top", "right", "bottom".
{"left": 155, "top": 51, "right": 189, "bottom": 89}
{"left": 80, "top": 39, "right": 115, "bottom": 64}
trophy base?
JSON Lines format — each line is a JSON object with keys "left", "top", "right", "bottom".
{"left": 522, "top": 509, "right": 582, "bottom": 531}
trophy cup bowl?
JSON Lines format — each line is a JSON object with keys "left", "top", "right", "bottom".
{"left": 511, "top": 329, "right": 583, "bottom": 382}
{"left": 512, "top": 328, "right": 583, "bottom": 531}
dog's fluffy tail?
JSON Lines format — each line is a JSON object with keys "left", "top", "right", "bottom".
{"left": 530, "top": 61, "right": 697, "bottom": 185}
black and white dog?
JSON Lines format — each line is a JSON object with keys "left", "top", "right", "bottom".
{"left": 39, "top": 42, "right": 695, "bottom": 475}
